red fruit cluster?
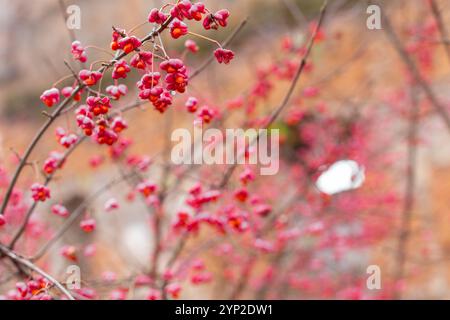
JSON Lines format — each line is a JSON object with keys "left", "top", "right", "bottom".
{"left": 43, "top": 151, "right": 65, "bottom": 175}
{"left": 62, "top": 86, "right": 82, "bottom": 101}
{"left": 117, "top": 36, "right": 142, "bottom": 54}
{"left": 31, "top": 183, "right": 50, "bottom": 202}
{"left": 170, "top": 19, "right": 188, "bottom": 39}
{"left": 55, "top": 127, "right": 78, "bottom": 148}
{"left": 79, "top": 70, "right": 103, "bottom": 86}
{"left": 71, "top": 40, "right": 87, "bottom": 63}
{"left": 93, "top": 119, "right": 119, "bottom": 146}
{"left": 160, "top": 59, "right": 189, "bottom": 93}
{"left": 136, "top": 180, "right": 157, "bottom": 197}
{"left": 86, "top": 96, "right": 111, "bottom": 116}
{"left": 40, "top": 88, "right": 60, "bottom": 107}
{"left": 112, "top": 60, "right": 131, "bottom": 79}
{"left": 203, "top": 9, "right": 230, "bottom": 30}
{"left": 106, "top": 84, "right": 128, "bottom": 100}
{"left": 7, "top": 279, "right": 51, "bottom": 300}
{"left": 51, "top": 204, "right": 70, "bottom": 218}
{"left": 214, "top": 48, "right": 234, "bottom": 64}
{"left": 80, "top": 217, "right": 96, "bottom": 233}
{"left": 170, "top": 1, "right": 207, "bottom": 22}
{"left": 148, "top": 8, "right": 168, "bottom": 24}
{"left": 130, "top": 51, "right": 153, "bottom": 70}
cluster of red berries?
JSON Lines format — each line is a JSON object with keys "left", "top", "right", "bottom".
{"left": 5, "top": 278, "right": 51, "bottom": 300}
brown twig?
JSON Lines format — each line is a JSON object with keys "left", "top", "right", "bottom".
{"left": 0, "top": 16, "right": 174, "bottom": 219}
{"left": 190, "top": 18, "right": 248, "bottom": 80}
{"left": 394, "top": 86, "right": 419, "bottom": 299}
{"left": 429, "top": 0, "right": 450, "bottom": 64}
{"left": 214, "top": 0, "right": 328, "bottom": 189}
{"left": 0, "top": 244, "right": 75, "bottom": 300}
{"left": 29, "top": 171, "right": 137, "bottom": 261}
{"left": 381, "top": 9, "right": 450, "bottom": 132}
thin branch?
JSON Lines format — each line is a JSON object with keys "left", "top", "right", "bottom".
{"left": 381, "top": 9, "right": 450, "bottom": 133}
{"left": 215, "top": 0, "right": 328, "bottom": 189}
{"left": 395, "top": 86, "right": 419, "bottom": 299}
{"left": 30, "top": 172, "right": 137, "bottom": 261}
{"left": 8, "top": 137, "right": 86, "bottom": 249}
{"left": 429, "top": 0, "right": 450, "bottom": 64}
{"left": 190, "top": 18, "right": 248, "bottom": 80}
{"left": 0, "top": 16, "right": 174, "bottom": 218}
{"left": 0, "top": 244, "right": 75, "bottom": 300}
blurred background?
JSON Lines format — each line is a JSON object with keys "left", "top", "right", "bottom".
{"left": 1, "top": 0, "right": 450, "bottom": 299}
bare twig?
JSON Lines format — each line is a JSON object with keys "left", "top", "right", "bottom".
{"left": 0, "top": 16, "right": 174, "bottom": 218}
{"left": 190, "top": 18, "right": 248, "bottom": 80}
{"left": 215, "top": 0, "right": 328, "bottom": 189}
{"left": 381, "top": 10, "right": 450, "bottom": 132}
{"left": 429, "top": 0, "right": 450, "bottom": 64}
{"left": 395, "top": 87, "right": 419, "bottom": 299}
{"left": 30, "top": 172, "right": 137, "bottom": 261}
{"left": 0, "top": 244, "right": 75, "bottom": 300}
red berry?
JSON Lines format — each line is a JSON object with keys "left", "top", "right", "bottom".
{"left": 148, "top": 8, "right": 168, "bottom": 24}
{"left": 170, "top": 19, "right": 188, "bottom": 39}
{"left": 71, "top": 40, "right": 87, "bottom": 63}
{"left": 106, "top": 84, "right": 128, "bottom": 100}
{"left": 40, "top": 88, "right": 60, "bottom": 107}
{"left": 112, "top": 60, "right": 131, "bottom": 79}
{"left": 51, "top": 204, "right": 69, "bottom": 218}
{"left": 79, "top": 70, "right": 103, "bottom": 86}
{"left": 86, "top": 96, "right": 111, "bottom": 116}
{"left": 80, "top": 218, "right": 96, "bottom": 233}
{"left": 185, "top": 97, "right": 198, "bottom": 112}
{"left": 214, "top": 48, "right": 234, "bottom": 64}
{"left": 31, "top": 183, "right": 51, "bottom": 202}
{"left": 185, "top": 39, "right": 199, "bottom": 53}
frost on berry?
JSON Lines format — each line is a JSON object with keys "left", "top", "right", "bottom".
{"left": 106, "top": 84, "right": 128, "bottom": 100}
{"left": 214, "top": 48, "right": 234, "bottom": 64}
{"left": 71, "top": 40, "right": 87, "bottom": 63}
{"left": 203, "top": 9, "right": 230, "bottom": 30}
{"left": 80, "top": 217, "right": 96, "bottom": 233}
{"left": 170, "top": 19, "right": 188, "bottom": 39}
{"left": 79, "top": 70, "right": 103, "bottom": 86}
{"left": 112, "top": 60, "right": 131, "bottom": 79}
{"left": 51, "top": 204, "right": 70, "bottom": 218}
{"left": 40, "top": 88, "right": 60, "bottom": 107}
{"left": 130, "top": 51, "right": 153, "bottom": 70}
{"left": 30, "top": 183, "right": 50, "bottom": 202}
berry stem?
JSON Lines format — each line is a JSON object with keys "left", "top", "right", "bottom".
{"left": 51, "top": 74, "right": 75, "bottom": 87}
{"left": 187, "top": 31, "right": 222, "bottom": 48}
{"left": 128, "top": 21, "right": 149, "bottom": 34}
{"left": 85, "top": 45, "right": 115, "bottom": 57}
